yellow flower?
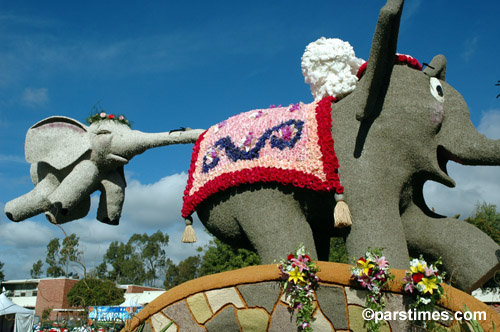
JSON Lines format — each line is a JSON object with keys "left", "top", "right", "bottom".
{"left": 410, "top": 262, "right": 426, "bottom": 274}
{"left": 418, "top": 277, "right": 438, "bottom": 294}
{"left": 288, "top": 267, "right": 306, "bottom": 284}
{"left": 357, "top": 258, "right": 375, "bottom": 276}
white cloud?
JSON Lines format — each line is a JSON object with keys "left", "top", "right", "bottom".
{"left": 461, "top": 36, "right": 479, "bottom": 62}
{"left": 478, "top": 109, "right": 500, "bottom": 140}
{"left": 22, "top": 87, "right": 49, "bottom": 107}
{"left": 0, "top": 172, "right": 213, "bottom": 280}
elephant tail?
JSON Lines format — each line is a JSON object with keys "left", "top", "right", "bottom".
{"left": 182, "top": 215, "right": 197, "bottom": 243}
{"left": 334, "top": 194, "right": 352, "bottom": 228}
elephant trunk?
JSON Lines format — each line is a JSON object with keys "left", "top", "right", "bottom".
{"left": 114, "top": 128, "right": 205, "bottom": 160}
{"left": 439, "top": 119, "right": 500, "bottom": 167}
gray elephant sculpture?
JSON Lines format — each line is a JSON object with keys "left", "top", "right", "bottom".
{"left": 4, "top": 115, "right": 203, "bottom": 225}
{"left": 181, "top": 0, "right": 500, "bottom": 293}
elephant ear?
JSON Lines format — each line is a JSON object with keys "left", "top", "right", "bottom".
{"left": 26, "top": 116, "right": 91, "bottom": 170}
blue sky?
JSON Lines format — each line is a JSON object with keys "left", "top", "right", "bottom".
{"left": 0, "top": 0, "right": 499, "bottom": 281}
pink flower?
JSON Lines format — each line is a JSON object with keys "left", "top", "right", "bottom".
{"left": 291, "top": 255, "right": 309, "bottom": 272}
{"left": 404, "top": 282, "right": 414, "bottom": 293}
{"left": 99, "top": 112, "right": 106, "bottom": 118}
{"left": 119, "top": 115, "right": 124, "bottom": 121}
{"left": 424, "top": 266, "right": 435, "bottom": 277}
{"left": 375, "top": 256, "right": 389, "bottom": 269}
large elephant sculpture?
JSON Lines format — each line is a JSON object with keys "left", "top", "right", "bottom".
{"left": 4, "top": 114, "right": 203, "bottom": 225}
{"left": 180, "top": 0, "right": 500, "bottom": 293}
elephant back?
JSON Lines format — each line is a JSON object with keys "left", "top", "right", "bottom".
{"left": 25, "top": 116, "right": 91, "bottom": 170}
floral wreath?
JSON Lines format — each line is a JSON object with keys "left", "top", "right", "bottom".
{"left": 86, "top": 111, "right": 131, "bottom": 127}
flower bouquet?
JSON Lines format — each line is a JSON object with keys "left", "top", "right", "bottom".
{"left": 278, "top": 245, "right": 320, "bottom": 332}
{"left": 403, "top": 255, "right": 445, "bottom": 326}
{"left": 350, "top": 248, "right": 393, "bottom": 332}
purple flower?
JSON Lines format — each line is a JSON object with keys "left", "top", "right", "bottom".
{"left": 289, "top": 103, "right": 300, "bottom": 112}
{"left": 301, "top": 322, "right": 309, "bottom": 328}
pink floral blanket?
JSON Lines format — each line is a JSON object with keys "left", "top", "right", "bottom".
{"left": 182, "top": 96, "right": 343, "bottom": 218}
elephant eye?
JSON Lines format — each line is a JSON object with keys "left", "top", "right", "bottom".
{"left": 97, "top": 130, "right": 112, "bottom": 135}
{"left": 430, "top": 77, "right": 445, "bottom": 103}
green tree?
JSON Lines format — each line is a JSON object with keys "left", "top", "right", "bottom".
{"left": 328, "top": 237, "right": 348, "bottom": 263}
{"left": 0, "top": 261, "right": 5, "bottom": 283}
{"left": 31, "top": 259, "right": 44, "bottom": 278}
{"left": 465, "top": 202, "right": 500, "bottom": 245}
{"left": 45, "top": 234, "right": 83, "bottom": 278}
{"left": 67, "top": 277, "right": 124, "bottom": 307}
{"left": 198, "top": 238, "right": 260, "bottom": 276}
{"left": 164, "top": 256, "right": 200, "bottom": 290}
{"left": 129, "top": 231, "right": 169, "bottom": 286}
{"left": 46, "top": 238, "right": 65, "bottom": 277}
{"left": 465, "top": 202, "right": 500, "bottom": 289}
{"left": 102, "top": 241, "right": 146, "bottom": 285}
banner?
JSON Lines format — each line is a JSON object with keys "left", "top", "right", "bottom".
{"left": 88, "top": 306, "right": 143, "bottom": 322}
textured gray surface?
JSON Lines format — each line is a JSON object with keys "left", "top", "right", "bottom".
{"left": 162, "top": 301, "right": 206, "bottom": 332}
{"left": 237, "top": 282, "right": 281, "bottom": 314}
{"left": 205, "top": 306, "right": 240, "bottom": 332}
{"left": 268, "top": 304, "right": 298, "bottom": 332}
{"left": 315, "top": 285, "right": 348, "bottom": 329}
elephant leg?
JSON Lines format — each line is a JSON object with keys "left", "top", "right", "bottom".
{"left": 4, "top": 173, "right": 58, "bottom": 221}
{"left": 345, "top": 199, "right": 410, "bottom": 269}
{"left": 401, "top": 204, "right": 500, "bottom": 292}
{"left": 96, "top": 169, "right": 126, "bottom": 225}
{"left": 223, "top": 187, "right": 317, "bottom": 263}
{"left": 45, "top": 197, "right": 91, "bottom": 224}
{"left": 46, "top": 160, "right": 99, "bottom": 221}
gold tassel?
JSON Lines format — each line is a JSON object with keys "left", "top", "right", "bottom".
{"left": 334, "top": 193, "right": 352, "bottom": 228}
{"left": 182, "top": 216, "right": 197, "bottom": 243}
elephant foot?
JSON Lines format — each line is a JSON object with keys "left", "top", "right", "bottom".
{"left": 45, "top": 202, "right": 69, "bottom": 224}
{"left": 99, "top": 217, "right": 120, "bottom": 225}
{"left": 5, "top": 212, "right": 14, "bottom": 221}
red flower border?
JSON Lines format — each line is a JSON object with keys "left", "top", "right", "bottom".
{"left": 181, "top": 96, "right": 343, "bottom": 218}
{"left": 356, "top": 54, "right": 423, "bottom": 79}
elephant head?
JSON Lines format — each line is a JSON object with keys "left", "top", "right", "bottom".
{"left": 4, "top": 115, "right": 204, "bottom": 225}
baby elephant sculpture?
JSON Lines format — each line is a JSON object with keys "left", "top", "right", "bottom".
{"left": 4, "top": 115, "right": 203, "bottom": 225}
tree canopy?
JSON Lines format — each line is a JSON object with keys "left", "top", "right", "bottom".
{"left": 67, "top": 277, "right": 124, "bottom": 307}
{"left": 0, "top": 261, "right": 5, "bottom": 283}
{"left": 44, "top": 233, "right": 83, "bottom": 278}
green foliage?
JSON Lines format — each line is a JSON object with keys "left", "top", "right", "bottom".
{"left": 129, "top": 231, "right": 170, "bottom": 286}
{"left": 101, "top": 241, "right": 146, "bottom": 285}
{"left": 0, "top": 261, "right": 4, "bottom": 283}
{"left": 198, "top": 238, "right": 260, "bottom": 276}
{"left": 99, "top": 230, "right": 170, "bottom": 287}
{"left": 45, "top": 234, "right": 83, "bottom": 278}
{"left": 163, "top": 238, "right": 260, "bottom": 289}
{"left": 164, "top": 256, "right": 201, "bottom": 290}
{"left": 465, "top": 202, "right": 500, "bottom": 290}
{"left": 328, "top": 237, "right": 348, "bottom": 263}
{"left": 465, "top": 202, "right": 500, "bottom": 245}
{"left": 67, "top": 277, "right": 124, "bottom": 307}
{"left": 30, "top": 259, "right": 44, "bottom": 278}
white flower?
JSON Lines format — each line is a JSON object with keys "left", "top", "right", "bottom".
{"left": 410, "top": 258, "right": 420, "bottom": 267}
{"left": 416, "top": 283, "right": 426, "bottom": 293}
{"left": 420, "top": 297, "right": 431, "bottom": 305}
{"left": 296, "top": 245, "right": 306, "bottom": 256}
{"left": 301, "top": 37, "right": 364, "bottom": 100}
